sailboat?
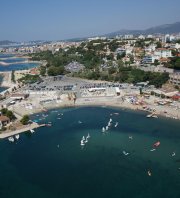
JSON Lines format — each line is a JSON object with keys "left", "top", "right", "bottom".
{"left": 122, "top": 151, "right": 129, "bottom": 156}
{"left": 30, "top": 129, "right": 35, "bottom": 133}
{"left": 102, "top": 127, "right": 106, "bottom": 132}
{"left": 114, "top": 122, "right": 118, "bottom": 127}
{"left": 8, "top": 137, "right": 14, "bottom": 142}
{"left": 15, "top": 134, "right": 20, "bottom": 140}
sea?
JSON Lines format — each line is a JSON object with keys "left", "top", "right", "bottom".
{"left": 0, "top": 53, "right": 39, "bottom": 72}
{"left": 0, "top": 106, "right": 179, "bottom": 198}
{"left": 0, "top": 53, "right": 39, "bottom": 92}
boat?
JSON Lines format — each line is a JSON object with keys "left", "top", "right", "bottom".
{"left": 114, "top": 122, "right": 118, "bottom": 127}
{"left": 8, "top": 137, "right": 14, "bottom": 142}
{"left": 80, "top": 140, "right": 85, "bottom": 146}
{"left": 107, "top": 122, "right": 111, "bottom": 127}
{"left": 30, "top": 129, "right": 35, "bottom": 133}
{"left": 122, "top": 151, "right": 129, "bottom": 156}
{"left": 147, "top": 170, "right": 152, "bottom": 176}
{"left": 172, "top": 152, "right": 176, "bottom": 157}
{"left": 150, "top": 148, "right": 156, "bottom": 152}
{"left": 82, "top": 136, "right": 85, "bottom": 141}
{"left": 85, "top": 137, "right": 88, "bottom": 143}
{"left": 129, "top": 136, "right": 133, "bottom": 140}
{"left": 78, "top": 121, "right": 82, "bottom": 124}
{"left": 87, "top": 133, "right": 90, "bottom": 138}
{"left": 114, "top": 113, "right": 119, "bottom": 115}
{"left": 109, "top": 118, "right": 112, "bottom": 122}
{"left": 46, "top": 123, "right": 52, "bottom": 127}
{"left": 105, "top": 126, "right": 109, "bottom": 131}
{"left": 152, "top": 115, "right": 158, "bottom": 118}
{"left": 15, "top": 134, "right": 20, "bottom": 140}
{"left": 153, "top": 141, "right": 160, "bottom": 147}
{"left": 102, "top": 127, "right": 106, "bottom": 132}
{"left": 146, "top": 114, "right": 152, "bottom": 118}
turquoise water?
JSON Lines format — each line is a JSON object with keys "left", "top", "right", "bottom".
{"left": 0, "top": 53, "right": 39, "bottom": 71}
{"left": 0, "top": 107, "right": 180, "bottom": 198}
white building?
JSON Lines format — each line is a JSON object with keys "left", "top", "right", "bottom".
{"left": 154, "top": 49, "right": 172, "bottom": 59}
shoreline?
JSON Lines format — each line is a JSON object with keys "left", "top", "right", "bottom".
{"left": 0, "top": 98, "right": 179, "bottom": 140}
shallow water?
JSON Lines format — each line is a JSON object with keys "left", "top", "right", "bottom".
{"left": 0, "top": 107, "right": 180, "bottom": 198}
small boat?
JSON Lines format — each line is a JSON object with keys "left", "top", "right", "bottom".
{"left": 129, "top": 136, "right": 133, "bottom": 140}
{"left": 46, "top": 124, "right": 52, "bottom": 127}
{"left": 30, "top": 129, "right": 35, "bottom": 133}
{"left": 172, "top": 152, "right": 176, "bottom": 157}
{"left": 114, "top": 113, "right": 119, "bottom": 115}
{"left": 107, "top": 122, "right": 111, "bottom": 127}
{"left": 8, "top": 137, "right": 14, "bottom": 142}
{"left": 82, "top": 136, "right": 85, "bottom": 141}
{"left": 150, "top": 148, "right": 156, "bottom": 152}
{"left": 105, "top": 126, "right": 109, "bottom": 131}
{"left": 109, "top": 118, "right": 112, "bottom": 122}
{"left": 147, "top": 170, "right": 152, "bottom": 176}
{"left": 15, "top": 134, "right": 20, "bottom": 140}
{"left": 153, "top": 141, "right": 160, "bottom": 147}
{"left": 80, "top": 140, "right": 85, "bottom": 146}
{"left": 114, "top": 122, "right": 118, "bottom": 127}
{"left": 87, "top": 133, "right": 90, "bottom": 138}
{"left": 122, "top": 151, "right": 129, "bottom": 156}
{"left": 78, "top": 121, "right": 82, "bottom": 124}
{"left": 146, "top": 114, "right": 152, "bottom": 118}
{"left": 102, "top": 127, "right": 106, "bottom": 132}
{"left": 85, "top": 137, "right": 88, "bottom": 143}
{"left": 152, "top": 114, "right": 158, "bottom": 118}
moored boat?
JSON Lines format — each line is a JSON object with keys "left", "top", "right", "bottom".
{"left": 8, "top": 137, "right": 14, "bottom": 142}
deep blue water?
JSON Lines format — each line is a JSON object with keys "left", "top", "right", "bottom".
{"left": 0, "top": 107, "right": 180, "bottom": 198}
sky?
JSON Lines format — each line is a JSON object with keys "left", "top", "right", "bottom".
{"left": 0, "top": 0, "right": 180, "bottom": 41}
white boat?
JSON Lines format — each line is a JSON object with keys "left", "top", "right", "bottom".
{"left": 109, "top": 118, "right": 112, "bottom": 122}
{"left": 129, "top": 136, "right": 133, "bottom": 140}
{"left": 87, "top": 133, "right": 90, "bottom": 138}
{"left": 15, "top": 134, "right": 20, "bottom": 140}
{"left": 30, "top": 129, "right": 35, "bottom": 133}
{"left": 80, "top": 140, "right": 85, "bottom": 146}
{"left": 85, "top": 137, "right": 88, "bottom": 143}
{"left": 82, "top": 136, "right": 85, "bottom": 141}
{"left": 105, "top": 126, "right": 109, "bottom": 131}
{"left": 8, "top": 137, "right": 14, "bottom": 142}
{"left": 146, "top": 114, "right": 152, "bottom": 118}
{"left": 172, "top": 152, "right": 176, "bottom": 157}
{"left": 102, "top": 127, "right": 106, "bottom": 132}
{"left": 108, "top": 122, "right": 111, "bottom": 127}
{"left": 114, "top": 122, "right": 118, "bottom": 127}
{"left": 152, "top": 115, "right": 158, "bottom": 118}
{"left": 123, "top": 151, "right": 129, "bottom": 156}
{"left": 78, "top": 121, "right": 82, "bottom": 124}
{"left": 150, "top": 148, "right": 156, "bottom": 152}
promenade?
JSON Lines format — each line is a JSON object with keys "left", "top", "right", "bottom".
{"left": 0, "top": 122, "right": 43, "bottom": 139}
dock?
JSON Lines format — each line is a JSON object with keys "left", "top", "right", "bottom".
{"left": 0, "top": 122, "right": 46, "bottom": 139}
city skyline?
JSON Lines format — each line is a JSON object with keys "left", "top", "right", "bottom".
{"left": 1, "top": 0, "right": 180, "bottom": 41}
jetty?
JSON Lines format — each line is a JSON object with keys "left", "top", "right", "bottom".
{"left": 0, "top": 122, "right": 46, "bottom": 139}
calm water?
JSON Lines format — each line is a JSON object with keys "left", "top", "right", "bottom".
{"left": 0, "top": 53, "right": 39, "bottom": 71}
{"left": 0, "top": 107, "right": 180, "bottom": 198}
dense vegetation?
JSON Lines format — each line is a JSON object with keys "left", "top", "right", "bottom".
{"left": 20, "top": 115, "right": 30, "bottom": 125}
{"left": 18, "top": 74, "right": 42, "bottom": 84}
{"left": 30, "top": 40, "right": 170, "bottom": 87}
{"left": 0, "top": 108, "right": 16, "bottom": 120}
{"left": 164, "top": 57, "right": 180, "bottom": 70}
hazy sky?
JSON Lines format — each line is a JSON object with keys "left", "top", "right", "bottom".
{"left": 1, "top": 0, "right": 180, "bottom": 41}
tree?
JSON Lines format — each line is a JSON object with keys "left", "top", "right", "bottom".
{"left": 156, "top": 42, "right": 162, "bottom": 48}
{"left": 20, "top": 115, "right": 30, "bottom": 125}
{"left": 154, "top": 59, "right": 159, "bottom": 66}
{"left": 47, "top": 66, "right": 64, "bottom": 76}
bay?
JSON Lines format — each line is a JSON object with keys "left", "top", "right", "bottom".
{"left": 0, "top": 107, "right": 180, "bottom": 198}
